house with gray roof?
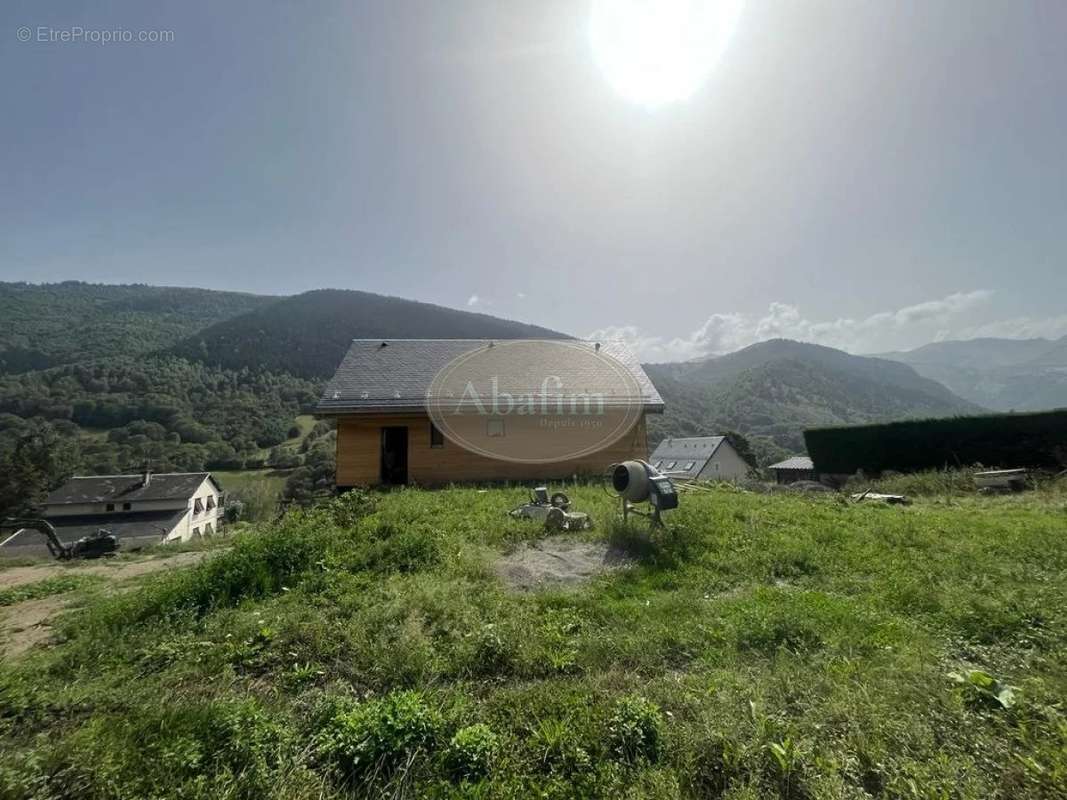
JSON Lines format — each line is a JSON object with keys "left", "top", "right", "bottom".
{"left": 1, "top": 470, "right": 225, "bottom": 558}
{"left": 767, "top": 456, "right": 818, "bottom": 484}
{"left": 648, "top": 436, "right": 753, "bottom": 482}
{"left": 317, "top": 339, "right": 663, "bottom": 486}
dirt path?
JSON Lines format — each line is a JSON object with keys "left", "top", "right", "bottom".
{"left": 0, "top": 551, "right": 212, "bottom": 659}
{"left": 494, "top": 537, "right": 633, "bottom": 591}
{"left": 0, "top": 551, "right": 208, "bottom": 590}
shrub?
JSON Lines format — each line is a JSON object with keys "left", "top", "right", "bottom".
{"left": 607, "top": 695, "right": 664, "bottom": 765}
{"left": 467, "top": 623, "right": 512, "bottom": 677}
{"left": 445, "top": 723, "right": 499, "bottom": 780}
{"left": 316, "top": 690, "right": 441, "bottom": 784}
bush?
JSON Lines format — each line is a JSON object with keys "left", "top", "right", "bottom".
{"left": 445, "top": 723, "right": 499, "bottom": 780}
{"left": 316, "top": 690, "right": 441, "bottom": 784}
{"left": 607, "top": 695, "right": 664, "bottom": 765}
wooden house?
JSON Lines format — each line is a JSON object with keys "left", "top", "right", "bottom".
{"left": 317, "top": 339, "right": 664, "bottom": 487}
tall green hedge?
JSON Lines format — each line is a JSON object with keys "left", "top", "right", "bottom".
{"left": 804, "top": 409, "right": 1067, "bottom": 474}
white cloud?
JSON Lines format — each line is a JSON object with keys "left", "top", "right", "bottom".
{"left": 587, "top": 290, "right": 999, "bottom": 361}
{"left": 467, "top": 294, "right": 480, "bottom": 307}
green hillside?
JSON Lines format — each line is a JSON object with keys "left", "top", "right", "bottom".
{"left": 647, "top": 340, "right": 982, "bottom": 455}
{"left": 1, "top": 485, "right": 1064, "bottom": 798}
{"left": 0, "top": 283, "right": 571, "bottom": 517}
{"left": 0, "top": 281, "right": 271, "bottom": 373}
{"left": 169, "top": 288, "right": 569, "bottom": 379}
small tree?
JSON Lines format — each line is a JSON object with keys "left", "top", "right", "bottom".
{"left": 0, "top": 423, "right": 81, "bottom": 518}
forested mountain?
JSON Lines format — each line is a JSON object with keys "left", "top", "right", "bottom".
{"left": 0, "top": 282, "right": 1001, "bottom": 514}
{"left": 646, "top": 339, "right": 982, "bottom": 457}
{"left": 169, "top": 289, "right": 568, "bottom": 379}
{"left": 0, "top": 282, "right": 570, "bottom": 514}
{"left": 0, "top": 281, "right": 271, "bottom": 373}
{"left": 878, "top": 336, "right": 1067, "bottom": 411}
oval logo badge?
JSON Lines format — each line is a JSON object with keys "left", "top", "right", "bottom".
{"left": 425, "top": 340, "right": 645, "bottom": 464}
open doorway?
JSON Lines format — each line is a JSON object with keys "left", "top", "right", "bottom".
{"left": 380, "top": 426, "right": 408, "bottom": 485}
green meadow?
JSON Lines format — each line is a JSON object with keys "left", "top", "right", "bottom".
{"left": 1, "top": 480, "right": 1065, "bottom": 799}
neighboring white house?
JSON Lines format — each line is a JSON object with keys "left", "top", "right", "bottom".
{"left": 649, "top": 436, "right": 752, "bottom": 482}
{"left": 1, "top": 471, "right": 225, "bottom": 558}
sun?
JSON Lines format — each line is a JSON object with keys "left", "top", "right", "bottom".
{"left": 589, "top": 0, "right": 745, "bottom": 107}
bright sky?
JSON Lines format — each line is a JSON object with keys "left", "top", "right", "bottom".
{"left": 2, "top": 1, "right": 1065, "bottom": 359}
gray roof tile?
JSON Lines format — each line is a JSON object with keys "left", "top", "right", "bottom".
{"left": 44, "top": 473, "right": 218, "bottom": 506}
{"left": 649, "top": 436, "right": 727, "bottom": 478}
{"left": 768, "top": 456, "right": 815, "bottom": 471}
{"left": 316, "top": 339, "right": 664, "bottom": 413}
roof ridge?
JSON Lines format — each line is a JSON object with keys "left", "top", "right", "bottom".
{"left": 69, "top": 471, "right": 209, "bottom": 479}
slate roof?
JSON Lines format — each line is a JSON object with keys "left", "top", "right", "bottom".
{"left": 648, "top": 436, "right": 728, "bottom": 479}
{"left": 316, "top": 339, "right": 664, "bottom": 414}
{"left": 0, "top": 509, "right": 188, "bottom": 557}
{"left": 768, "top": 456, "right": 815, "bottom": 471}
{"left": 44, "top": 473, "right": 218, "bottom": 506}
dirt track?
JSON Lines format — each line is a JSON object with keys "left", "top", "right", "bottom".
{"left": 0, "top": 551, "right": 210, "bottom": 659}
{"left": 0, "top": 551, "right": 207, "bottom": 591}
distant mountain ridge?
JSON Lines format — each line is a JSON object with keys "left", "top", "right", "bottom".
{"left": 645, "top": 339, "right": 982, "bottom": 457}
{"left": 168, "top": 288, "right": 570, "bottom": 379}
{"left": 877, "top": 335, "right": 1067, "bottom": 411}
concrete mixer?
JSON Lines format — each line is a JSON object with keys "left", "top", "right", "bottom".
{"left": 609, "top": 460, "right": 678, "bottom": 527}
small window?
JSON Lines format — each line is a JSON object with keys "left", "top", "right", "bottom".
{"left": 665, "top": 461, "right": 677, "bottom": 470}
{"left": 683, "top": 462, "right": 696, "bottom": 471}
{"left": 205, "top": 522, "right": 214, "bottom": 535}
{"left": 430, "top": 423, "right": 444, "bottom": 448}
{"left": 194, "top": 497, "right": 204, "bottom": 513}
{"left": 487, "top": 419, "right": 505, "bottom": 437}
{"left": 192, "top": 527, "right": 200, "bottom": 537}
{"left": 105, "top": 503, "right": 115, "bottom": 512}
{"left": 206, "top": 496, "right": 216, "bottom": 510}
{"left": 122, "top": 502, "right": 132, "bottom": 511}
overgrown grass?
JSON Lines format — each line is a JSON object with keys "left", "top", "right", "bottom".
{"left": 0, "top": 574, "right": 103, "bottom": 607}
{"left": 846, "top": 466, "right": 1067, "bottom": 499}
{"left": 1, "top": 484, "right": 1065, "bottom": 798}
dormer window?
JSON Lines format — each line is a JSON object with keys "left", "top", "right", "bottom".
{"left": 194, "top": 497, "right": 204, "bottom": 513}
{"left": 206, "top": 496, "right": 216, "bottom": 510}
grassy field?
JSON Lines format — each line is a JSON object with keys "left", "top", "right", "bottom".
{"left": 0, "top": 482, "right": 1065, "bottom": 799}
{"left": 214, "top": 468, "right": 294, "bottom": 495}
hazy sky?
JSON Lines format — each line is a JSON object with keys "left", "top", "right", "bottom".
{"left": 2, "top": 1, "right": 1065, "bottom": 359}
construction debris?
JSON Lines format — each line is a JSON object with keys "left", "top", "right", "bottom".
{"left": 508, "top": 487, "right": 592, "bottom": 532}
{"left": 851, "top": 490, "right": 911, "bottom": 506}
{"left": 974, "top": 469, "right": 1029, "bottom": 492}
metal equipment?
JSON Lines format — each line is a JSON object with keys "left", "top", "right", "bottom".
{"left": 508, "top": 487, "right": 593, "bottom": 531}
{"left": 609, "top": 460, "right": 679, "bottom": 527}
{"left": 1, "top": 518, "right": 119, "bottom": 560}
